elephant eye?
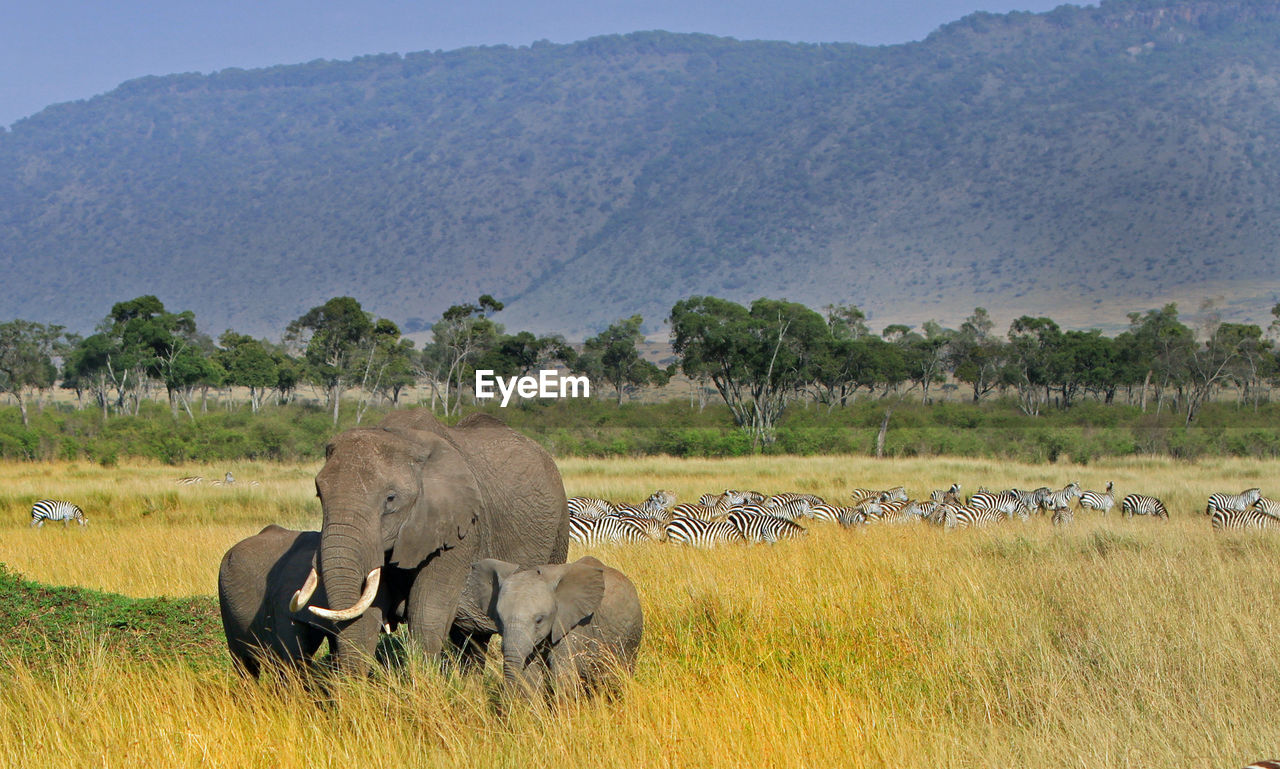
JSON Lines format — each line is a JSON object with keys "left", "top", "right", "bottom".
{"left": 534, "top": 614, "right": 547, "bottom": 626}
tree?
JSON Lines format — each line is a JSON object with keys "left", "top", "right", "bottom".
{"left": 670, "top": 296, "right": 827, "bottom": 447}
{"left": 949, "top": 308, "right": 1006, "bottom": 403}
{"left": 217, "top": 332, "right": 279, "bottom": 413}
{"left": 285, "top": 296, "right": 376, "bottom": 425}
{"left": 573, "top": 316, "right": 669, "bottom": 404}
{"left": 1006, "top": 316, "right": 1062, "bottom": 416}
{"left": 1123, "top": 304, "right": 1194, "bottom": 414}
{"left": 0, "top": 320, "right": 66, "bottom": 427}
{"left": 420, "top": 295, "right": 504, "bottom": 415}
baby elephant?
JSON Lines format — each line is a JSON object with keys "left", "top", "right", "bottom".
{"left": 466, "top": 555, "right": 643, "bottom": 699}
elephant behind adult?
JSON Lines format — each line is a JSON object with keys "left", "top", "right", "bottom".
{"left": 218, "top": 526, "right": 340, "bottom": 677}
{"left": 291, "top": 409, "right": 570, "bottom": 674}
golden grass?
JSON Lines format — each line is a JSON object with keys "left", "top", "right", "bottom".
{"left": 3, "top": 455, "right": 1280, "bottom": 767}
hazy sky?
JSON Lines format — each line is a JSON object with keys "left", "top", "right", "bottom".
{"left": 2, "top": 1, "right": 1081, "bottom": 129}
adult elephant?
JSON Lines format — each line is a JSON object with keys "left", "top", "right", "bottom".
{"left": 290, "top": 410, "right": 570, "bottom": 674}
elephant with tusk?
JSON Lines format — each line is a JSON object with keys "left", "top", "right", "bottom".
{"left": 289, "top": 409, "right": 570, "bottom": 675}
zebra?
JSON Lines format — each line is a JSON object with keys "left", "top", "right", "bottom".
{"left": 1014, "top": 486, "right": 1052, "bottom": 515}
{"left": 1253, "top": 497, "right": 1280, "bottom": 518}
{"left": 968, "top": 489, "right": 1023, "bottom": 520}
{"left": 808, "top": 503, "right": 865, "bottom": 525}
{"left": 664, "top": 517, "right": 744, "bottom": 547}
{"left": 852, "top": 486, "right": 908, "bottom": 505}
{"left": 700, "top": 489, "right": 764, "bottom": 510}
{"left": 1242, "top": 760, "right": 1280, "bottom": 769}
{"left": 765, "top": 492, "right": 826, "bottom": 509}
{"left": 877, "top": 499, "right": 928, "bottom": 524}
{"left": 30, "top": 500, "right": 88, "bottom": 528}
{"left": 928, "top": 484, "right": 961, "bottom": 503}
{"left": 568, "top": 496, "right": 616, "bottom": 519}
{"left": 642, "top": 489, "right": 678, "bottom": 513}
{"left": 665, "top": 502, "right": 722, "bottom": 522}
{"left": 1121, "top": 493, "right": 1169, "bottom": 519}
{"left": 176, "top": 476, "right": 204, "bottom": 485}
{"left": 1078, "top": 482, "right": 1115, "bottom": 515}
{"left": 1051, "top": 505, "right": 1074, "bottom": 527}
{"left": 569, "top": 514, "right": 664, "bottom": 545}
{"left": 726, "top": 509, "right": 806, "bottom": 543}
{"left": 926, "top": 502, "right": 1003, "bottom": 530}
{"left": 757, "top": 498, "right": 813, "bottom": 522}
{"left": 1042, "top": 482, "right": 1081, "bottom": 512}
{"left": 1204, "top": 488, "right": 1263, "bottom": 517}
{"left": 210, "top": 471, "right": 237, "bottom": 487}
{"left": 1211, "top": 508, "right": 1280, "bottom": 532}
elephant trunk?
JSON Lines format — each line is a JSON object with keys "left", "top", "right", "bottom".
{"left": 312, "top": 507, "right": 381, "bottom": 621}
{"left": 309, "top": 567, "right": 381, "bottom": 621}
{"left": 501, "top": 635, "right": 542, "bottom": 697}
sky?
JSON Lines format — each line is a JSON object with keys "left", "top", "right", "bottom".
{"left": 0, "top": 0, "right": 1083, "bottom": 129}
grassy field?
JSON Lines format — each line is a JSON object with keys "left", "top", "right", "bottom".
{"left": 1, "top": 455, "right": 1279, "bottom": 768}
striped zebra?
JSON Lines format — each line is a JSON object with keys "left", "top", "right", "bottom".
{"left": 1051, "top": 505, "right": 1073, "bottom": 527}
{"left": 568, "top": 496, "right": 616, "bottom": 519}
{"left": 1242, "top": 760, "right": 1280, "bottom": 769}
{"left": 726, "top": 510, "right": 806, "bottom": 543}
{"left": 1121, "top": 493, "right": 1169, "bottom": 519}
{"left": 1211, "top": 508, "right": 1280, "bottom": 531}
{"left": 1204, "top": 488, "right": 1263, "bottom": 517}
{"left": 765, "top": 492, "right": 826, "bottom": 509}
{"left": 926, "top": 502, "right": 1004, "bottom": 530}
{"left": 757, "top": 498, "right": 813, "bottom": 522}
{"left": 1042, "top": 482, "right": 1081, "bottom": 512}
{"left": 1014, "top": 487, "right": 1052, "bottom": 515}
{"left": 877, "top": 499, "right": 928, "bottom": 524}
{"left": 808, "top": 503, "right": 865, "bottom": 526}
{"left": 666, "top": 502, "right": 722, "bottom": 522}
{"left": 1253, "top": 497, "right": 1280, "bottom": 518}
{"left": 176, "top": 476, "right": 204, "bottom": 485}
{"left": 928, "top": 484, "right": 961, "bottom": 503}
{"left": 969, "top": 489, "right": 1023, "bottom": 520}
{"left": 700, "top": 489, "right": 764, "bottom": 510}
{"left": 664, "top": 517, "right": 744, "bottom": 547}
{"left": 852, "top": 486, "right": 908, "bottom": 504}
{"left": 1078, "top": 482, "right": 1115, "bottom": 515}
{"left": 30, "top": 500, "right": 88, "bottom": 528}
{"left": 569, "top": 514, "right": 664, "bottom": 545}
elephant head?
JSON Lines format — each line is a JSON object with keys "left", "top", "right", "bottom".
{"left": 290, "top": 418, "right": 484, "bottom": 670}
{"left": 468, "top": 557, "right": 606, "bottom": 695}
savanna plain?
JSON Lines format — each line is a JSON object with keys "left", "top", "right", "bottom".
{"left": 1, "top": 454, "right": 1278, "bottom": 768}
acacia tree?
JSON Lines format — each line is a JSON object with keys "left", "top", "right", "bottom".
{"left": 573, "top": 315, "right": 668, "bottom": 404}
{"left": 420, "top": 295, "right": 504, "bottom": 415}
{"left": 217, "top": 332, "right": 279, "bottom": 413}
{"left": 0, "top": 320, "right": 67, "bottom": 427}
{"left": 950, "top": 308, "right": 1006, "bottom": 403}
{"left": 1006, "top": 316, "right": 1061, "bottom": 416}
{"left": 285, "top": 296, "right": 376, "bottom": 425}
{"left": 670, "top": 296, "right": 827, "bottom": 448}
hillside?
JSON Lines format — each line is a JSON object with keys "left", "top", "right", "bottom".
{"left": 2, "top": 0, "right": 1280, "bottom": 339}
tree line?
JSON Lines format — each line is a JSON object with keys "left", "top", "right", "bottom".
{"left": 2, "top": 294, "right": 1278, "bottom": 446}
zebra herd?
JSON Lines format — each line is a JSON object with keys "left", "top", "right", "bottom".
{"left": 1205, "top": 487, "right": 1280, "bottom": 531}
{"left": 565, "top": 480, "right": 1280, "bottom": 545}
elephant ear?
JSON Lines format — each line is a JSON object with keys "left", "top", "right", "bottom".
{"left": 466, "top": 558, "right": 520, "bottom": 623}
{"left": 546, "top": 557, "right": 606, "bottom": 646}
{"left": 387, "top": 430, "right": 484, "bottom": 570}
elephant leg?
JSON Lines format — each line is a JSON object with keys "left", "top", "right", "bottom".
{"left": 405, "top": 543, "right": 476, "bottom": 658}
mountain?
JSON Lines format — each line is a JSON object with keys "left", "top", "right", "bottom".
{"left": 3, "top": 0, "right": 1280, "bottom": 340}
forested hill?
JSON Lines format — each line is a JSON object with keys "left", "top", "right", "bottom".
{"left": 3, "top": 0, "right": 1280, "bottom": 339}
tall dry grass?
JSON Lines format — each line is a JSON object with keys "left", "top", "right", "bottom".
{"left": 2, "top": 456, "right": 1280, "bottom": 767}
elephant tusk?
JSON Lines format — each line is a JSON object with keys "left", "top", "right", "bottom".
{"left": 289, "top": 567, "right": 319, "bottom": 613}
{"left": 309, "top": 568, "right": 381, "bottom": 621}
